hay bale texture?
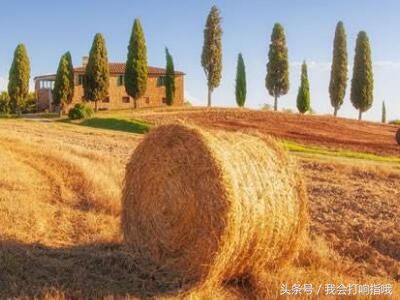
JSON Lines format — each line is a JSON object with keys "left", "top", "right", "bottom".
{"left": 122, "top": 124, "right": 308, "bottom": 285}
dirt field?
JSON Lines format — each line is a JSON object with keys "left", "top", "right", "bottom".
{"left": 122, "top": 107, "right": 400, "bottom": 156}
{"left": 0, "top": 114, "right": 399, "bottom": 299}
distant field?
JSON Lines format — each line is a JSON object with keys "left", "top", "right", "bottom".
{"left": 109, "top": 107, "right": 400, "bottom": 156}
{"left": 0, "top": 108, "right": 399, "bottom": 299}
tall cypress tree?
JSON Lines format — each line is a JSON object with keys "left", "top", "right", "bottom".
{"left": 65, "top": 52, "right": 75, "bottom": 104}
{"left": 53, "top": 52, "right": 74, "bottom": 116}
{"left": 296, "top": 61, "right": 310, "bottom": 114}
{"left": 201, "top": 5, "right": 222, "bottom": 107}
{"left": 266, "top": 23, "right": 289, "bottom": 111}
{"left": 381, "top": 101, "right": 386, "bottom": 123}
{"left": 351, "top": 31, "right": 373, "bottom": 121}
{"left": 125, "top": 18, "right": 148, "bottom": 109}
{"left": 165, "top": 48, "right": 175, "bottom": 106}
{"left": 84, "top": 33, "right": 110, "bottom": 112}
{"left": 8, "top": 44, "right": 30, "bottom": 116}
{"left": 329, "top": 21, "right": 348, "bottom": 116}
{"left": 235, "top": 53, "right": 246, "bottom": 107}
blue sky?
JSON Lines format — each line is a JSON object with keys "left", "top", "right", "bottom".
{"left": 0, "top": 0, "right": 399, "bottom": 121}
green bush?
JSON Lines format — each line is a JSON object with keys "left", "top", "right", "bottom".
{"left": 389, "top": 119, "right": 400, "bottom": 125}
{"left": 21, "top": 96, "right": 37, "bottom": 113}
{"left": 0, "top": 92, "right": 10, "bottom": 115}
{"left": 68, "top": 103, "right": 94, "bottom": 120}
{"left": 261, "top": 103, "right": 272, "bottom": 110}
{"left": 184, "top": 100, "right": 192, "bottom": 107}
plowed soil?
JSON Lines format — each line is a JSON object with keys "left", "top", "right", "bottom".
{"left": 129, "top": 108, "right": 400, "bottom": 156}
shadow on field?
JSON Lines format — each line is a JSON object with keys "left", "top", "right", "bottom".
{"left": 78, "top": 118, "right": 150, "bottom": 134}
{"left": 0, "top": 240, "right": 191, "bottom": 299}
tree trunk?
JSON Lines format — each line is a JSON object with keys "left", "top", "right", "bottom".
{"left": 58, "top": 104, "right": 63, "bottom": 117}
{"left": 274, "top": 95, "right": 278, "bottom": 111}
{"left": 95, "top": 100, "right": 98, "bottom": 112}
{"left": 207, "top": 88, "right": 212, "bottom": 107}
{"left": 133, "top": 98, "right": 137, "bottom": 109}
{"left": 334, "top": 107, "right": 338, "bottom": 117}
{"left": 358, "top": 109, "right": 362, "bottom": 121}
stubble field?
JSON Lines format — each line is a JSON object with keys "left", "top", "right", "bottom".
{"left": 0, "top": 108, "right": 399, "bottom": 299}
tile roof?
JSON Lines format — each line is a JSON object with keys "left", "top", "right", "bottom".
{"left": 34, "top": 63, "right": 184, "bottom": 80}
{"left": 74, "top": 63, "right": 185, "bottom": 75}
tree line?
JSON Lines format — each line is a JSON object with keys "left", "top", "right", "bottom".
{"left": 3, "top": 18, "right": 177, "bottom": 116}
{"left": 56, "top": 18, "right": 177, "bottom": 114}
{"left": 1, "top": 6, "right": 384, "bottom": 122}
{"left": 203, "top": 6, "right": 376, "bottom": 121}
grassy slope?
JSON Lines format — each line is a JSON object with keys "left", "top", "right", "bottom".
{"left": 282, "top": 140, "right": 400, "bottom": 164}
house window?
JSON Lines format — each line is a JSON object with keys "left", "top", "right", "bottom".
{"left": 122, "top": 96, "right": 130, "bottom": 103}
{"left": 77, "top": 75, "right": 85, "bottom": 85}
{"left": 145, "top": 97, "right": 150, "bottom": 104}
{"left": 157, "top": 76, "right": 166, "bottom": 87}
{"left": 117, "top": 75, "right": 125, "bottom": 86}
{"left": 162, "top": 97, "right": 167, "bottom": 104}
{"left": 102, "top": 97, "right": 110, "bottom": 103}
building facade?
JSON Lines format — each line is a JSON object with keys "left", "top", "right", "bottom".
{"left": 34, "top": 58, "right": 185, "bottom": 112}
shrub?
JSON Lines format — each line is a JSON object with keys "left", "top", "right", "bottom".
{"left": 396, "top": 128, "right": 400, "bottom": 145}
{"left": 0, "top": 92, "right": 11, "bottom": 115}
{"left": 389, "top": 119, "right": 400, "bottom": 125}
{"left": 21, "top": 93, "right": 37, "bottom": 113}
{"left": 68, "top": 103, "right": 94, "bottom": 120}
{"left": 261, "top": 103, "right": 272, "bottom": 110}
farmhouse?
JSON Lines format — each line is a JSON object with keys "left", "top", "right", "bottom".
{"left": 34, "top": 57, "right": 185, "bottom": 112}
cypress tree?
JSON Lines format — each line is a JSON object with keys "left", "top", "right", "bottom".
{"left": 381, "top": 101, "right": 386, "bottom": 123}
{"left": 53, "top": 52, "right": 74, "bottom": 116}
{"left": 125, "top": 18, "right": 148, "bottom": 109}
{"left": 84, "top": 33, "right": 110, "bottom": 112}
{"left": 65, "top": 52, "right": 75, "bottom": 104}
{"left": 266, "top": 23, "right": 289, "bottom": 111}
{"left": 235, "top": 53, "right": 246, "bottom": 107}
{"left": 296, "top": 61, "right": 310, "bottom": 114}
{"left": 201, "top": 5, "right": 222, "bottom": 107}
{"left": 8, "top": 44, "right": 30, "bottom": 116}
{"left": 165, "top": 48, "right": 175, "bottom": 106}
{"left": 351, "top": 31, "right": 373, "bottom": 121}
{"left": 329, "top": 21, "right": 348, "bottom": 117}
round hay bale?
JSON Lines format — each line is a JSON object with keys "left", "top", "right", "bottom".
{"left": 396, "top": 128, "right": 400, "bottom": 145}
{"left": 122, "top": 124, "right": 308, "bottom": 285}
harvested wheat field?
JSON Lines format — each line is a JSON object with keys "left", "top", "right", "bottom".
{"left": 0, "top": 115, "right": 399, "bottom": 299}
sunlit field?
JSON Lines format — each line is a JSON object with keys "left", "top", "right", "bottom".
{"left": 0, "top": 108, "right": 398, "bottom": 299}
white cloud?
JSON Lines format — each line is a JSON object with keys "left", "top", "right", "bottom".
{"left": 290, "top": 61, "right": 331, "bottom": 71}
{"left": 373, "top": 61, "right": 400, "bottom": 69}
{"left": 291, "top": 60, "right": 400, "bottom": 71}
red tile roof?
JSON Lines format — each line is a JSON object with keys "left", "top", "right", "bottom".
{"left": 74, "top": 63, "right": 185, "bottom": 75}
{"left": 34, "top": 63, "right": 184, "bottom": 80}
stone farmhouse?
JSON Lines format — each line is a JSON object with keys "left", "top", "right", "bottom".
{"left": 34, "top": 57, "right": 185, "bottom": 112}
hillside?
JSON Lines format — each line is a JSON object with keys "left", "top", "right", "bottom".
{"left": 116, "top": 107, "right": 400, "bottom": 156}
{"left": 0, "top": 111, "right": 399, "bottom": 299}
